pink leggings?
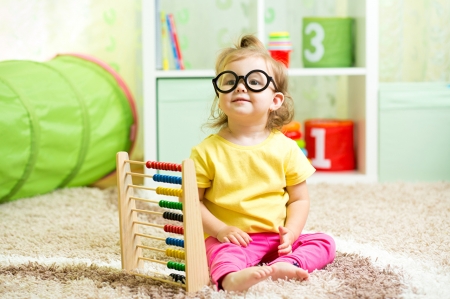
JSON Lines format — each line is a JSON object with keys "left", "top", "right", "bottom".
{"left": 205, "top": 232, "right": 336, "bottom": 289}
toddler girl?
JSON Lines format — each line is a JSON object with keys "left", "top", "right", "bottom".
{"left": 190, "top": 35, "right": 335, "bottom": 292}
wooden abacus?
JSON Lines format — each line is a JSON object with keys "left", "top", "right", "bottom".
{"left": 116, "top": 152, "right": 209, "bottom": 293}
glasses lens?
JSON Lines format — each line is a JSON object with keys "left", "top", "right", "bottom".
{"left": 246, "top": 71, "right": 268, "bottom": 91}
{"left": 216, "top": 72, "right": 237, "bottom": 92}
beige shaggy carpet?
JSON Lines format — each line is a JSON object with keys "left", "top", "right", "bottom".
{"left": 0, "top": 182, "right": 449, "bottom": 298}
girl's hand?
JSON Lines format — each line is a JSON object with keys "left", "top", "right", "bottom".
{"left": 216, "top": 226, "right": 253, "bottom": 247}
{"left": 278, "top": 226, "right": 295, "bottom": 256}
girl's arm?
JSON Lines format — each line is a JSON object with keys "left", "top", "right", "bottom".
{"left": 198, "top": 188, "right": 252, "bottom": 247}
{"left": 278, "top": 181, "right": 310, "bottom": 256}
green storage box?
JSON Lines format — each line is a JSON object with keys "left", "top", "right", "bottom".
{"left": 302, "top": 17, "right": 354, "bottom": 67}
{"left": 379, "top": 83, "right": 450, "bottom": 182}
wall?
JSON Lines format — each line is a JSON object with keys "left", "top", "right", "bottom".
{"left": 1, "top": 0, "right": 449, "bottom": 163}
{"left": 380, "top": 0, "right": 450, "bottom": 82}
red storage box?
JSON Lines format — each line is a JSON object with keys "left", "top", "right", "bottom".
{"left": 305, "top": 119, "right": 355, "bottom": 171}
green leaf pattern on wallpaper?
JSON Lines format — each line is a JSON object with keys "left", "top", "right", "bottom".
{"left": 103, "top": 8, "right": 116, "bottom": 25}
{"left": 265, "top": 8, "right": 275, "bottom": 24}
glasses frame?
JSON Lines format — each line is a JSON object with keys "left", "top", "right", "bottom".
{"left": 212, "top": 69, "right": 278, "bottom": 96}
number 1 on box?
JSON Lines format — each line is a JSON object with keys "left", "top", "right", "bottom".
{"left": 311, "top": 128, "right": 331, "bottom": 169}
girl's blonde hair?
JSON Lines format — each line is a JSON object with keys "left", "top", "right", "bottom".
{"left": 205, "top": 34, "right": 294, "bottom": 131}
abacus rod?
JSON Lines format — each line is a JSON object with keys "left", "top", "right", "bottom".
{"left": 139, "top": 256, "right": 169, "bottom": 266}
{"left": 133, "top": 221, "right": 164, "bottom": 228}
{"left": 130, "top": 196, "right": 159, "bottom": 204}
{"left": 137, "top": 244, "right": 165, "bottom": 253}
{"left": 135, "top": 233, "right": 165, "bottom": 241}
{"left": 133, "top": 221, "right": 162, "bottom": 226}
{"left": 131, "top": 209, "right": 163, "bottom": 216}
{"left": 126, "top": 172, "right": 154, "bottom": 178}
{"left": 129, "top": 184, "right": 156, "bottom": 191}
{"left": 125, "top": 160, "right": 146, "bottom": 165}
{"left": 131, "top": 271, "right": 186, "bottom": 288}
{"left": 132, "top": 221, "right": 164, "bottom": 229}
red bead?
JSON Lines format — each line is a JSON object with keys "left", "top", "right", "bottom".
{"left": 145, "top": 160, "right": 182, "bottom": 171}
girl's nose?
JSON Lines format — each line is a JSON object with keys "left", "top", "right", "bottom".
{"left": 235, "top": 78, "right": 247, "bottom": 92}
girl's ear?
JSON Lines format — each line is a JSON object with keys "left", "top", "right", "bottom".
{"left": 270, "top": 92, "right": 284, "bottom": 111}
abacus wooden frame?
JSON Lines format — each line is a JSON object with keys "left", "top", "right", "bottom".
{"left": 116, "top": 151, "right": 209, "bottom": 293}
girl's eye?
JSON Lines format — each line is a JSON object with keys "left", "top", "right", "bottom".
{"left": 248, "top": 79, "right": 261, "bottom": 85}
{"left": 225, "top": 80, "right": 236, "bottom": 85}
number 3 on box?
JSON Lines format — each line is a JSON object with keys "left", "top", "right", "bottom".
{"left": 304, "top": 22, "right": 325, "bottom": 63}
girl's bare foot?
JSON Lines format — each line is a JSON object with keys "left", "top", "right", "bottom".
{"left": 221, "top": 266, "right": 273, "bottom": 292}
{"left": 270, "top": 262, "right": 309, "bottom": 281}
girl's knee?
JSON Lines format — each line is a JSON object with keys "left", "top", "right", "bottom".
{"left": 319, "top": 233, "right": 335, "bottom": 246}
{"left": 299, "top": 232, "right": 336, "bottom": 261}
{"left": 315, "top": 233, "right": 336, "bottom": 261}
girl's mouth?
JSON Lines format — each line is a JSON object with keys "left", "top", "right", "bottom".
{"left": 232, "top": 98, "right": 249, "bottom": 102}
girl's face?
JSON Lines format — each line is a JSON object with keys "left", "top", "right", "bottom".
{"left": 218, "top": 56, "right": 283, "bottom": 126}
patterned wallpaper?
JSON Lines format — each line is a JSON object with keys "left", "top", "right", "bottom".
{"left": 1, "top": 0, "right": 449, "bottom": 159}
{"left": 379, "top": 0, "right": 450, "bottom": 82}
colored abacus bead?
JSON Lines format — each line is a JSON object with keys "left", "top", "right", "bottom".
{"left": 165, "top": 237, "right": 185, "bottom": 248}
{"left": 145, "top": 161, "right": 182, "bottom": 172}
{"left": 156, "top": 187, "right": 183, "bottom": 197}
{"left": 158, "top": 200, "right": 183, "bottom": 210}
{"left": 153, "top": 174, "right": 182, "bottom": 184}
{"left": 146, "top": 161, "right": 154, "bottom": 169}
{"left": 165, "top": 248, "right": 185, "bottom": 259}
{"left": 164, "top": 224, "right": 184, "bottom": 235}
{"left": 167, "top": 261, "right": 185, "bottom": 271}
{"left": 163, "top": 211, "right": 183, "bottom": 222}
{"left": 169, "top": 273, "right": 186, "bottom": 284}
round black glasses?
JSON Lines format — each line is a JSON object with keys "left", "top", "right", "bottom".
{"left": 212, "top": 69, "right": 278, "bottom": 95}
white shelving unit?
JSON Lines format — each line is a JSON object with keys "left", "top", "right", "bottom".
{"left": 142, "top": 0, "right": 379, "bottom": 184}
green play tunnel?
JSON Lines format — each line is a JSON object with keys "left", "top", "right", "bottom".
{"left": 0, "top": 54, "right": 137, "bottom": 203}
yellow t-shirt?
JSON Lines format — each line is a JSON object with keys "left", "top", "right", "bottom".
{"left": 190, "top": 130, "right": 315, "bottom": 234}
